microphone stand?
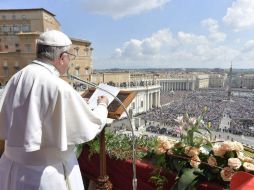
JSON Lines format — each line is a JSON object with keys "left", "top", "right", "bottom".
{"left": 69, "top": 75, "right": 137, "bottom": 190}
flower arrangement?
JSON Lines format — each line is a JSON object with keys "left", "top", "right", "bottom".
{"left": 152, "top": 109, "right": 254, "bottom": 190}
{"left": 79, "top": 108, "right": 254, "bottom": 190}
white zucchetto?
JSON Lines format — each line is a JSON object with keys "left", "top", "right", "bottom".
{"left": 37, "top": 30, "right": 72, "bottom": 46}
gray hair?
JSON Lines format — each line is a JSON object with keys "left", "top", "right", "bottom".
{"left": 36, "top": 44, "right": 70, "bottom": 61}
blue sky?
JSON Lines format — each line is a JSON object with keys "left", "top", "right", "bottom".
{"left": 1, "top": 0, "right": 254, "bottom": 69}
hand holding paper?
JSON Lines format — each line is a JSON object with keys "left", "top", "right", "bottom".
{"left": 88, "top": 83, "right": 120, "bottom": 109}
{"left": 97, "top": 96, "right": 109, "bottom": 106}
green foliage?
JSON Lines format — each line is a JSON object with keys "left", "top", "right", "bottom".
{"left": 75, "top": 144, "right": 84, "bottom": 158}
{"left": 85, "top": 131, "right": 158, "bottom": 160}
{"left": 149, "top": 169, "right": 168, "bottom": 190}
{"left": 173, "top": 168, "right": 201, "bottom": 190}
{"left": 179, "top": 111, "right": 211, "bottom": 148}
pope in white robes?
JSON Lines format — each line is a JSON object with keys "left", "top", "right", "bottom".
{"left": 0, "top": 30, "right": 108, "bottom": 190}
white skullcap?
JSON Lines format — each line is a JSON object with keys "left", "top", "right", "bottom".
{"left": 37, "top": 30, "right": 72, "bottom": 46}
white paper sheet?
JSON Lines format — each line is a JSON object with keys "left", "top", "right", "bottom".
{"left": 88, "top": 83, "right": 120, "bottom": 109}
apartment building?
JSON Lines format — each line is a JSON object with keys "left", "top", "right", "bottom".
{"left": 0, "top": 8, "right": 93, "bottom": 85}
{"left": 241, "top": 74, "right": 254, "bottom": 89}
{"left": 209, "top": 74, "right": 226, "bottom": 88}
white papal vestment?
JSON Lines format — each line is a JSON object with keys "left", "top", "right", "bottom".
{"left": 0, "top": 60, "right": 108, "bottom": 190}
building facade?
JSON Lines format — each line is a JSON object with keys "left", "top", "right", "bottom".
{"left": 90, "top": 72, "right": 131, "bottom": 85}
{"left": 195, "top": 74, "right": 209, "bottom": 89}
{"left": 241, "top": 74, "right": 254, "bottom": 89}
{"left": 209, "top": 74, "right": 226, "bottom": 88}
{"left": 0, "top": 8, "right": 93, "bottom": 85}
{"left": 159, "top": 78, "right": 196, "bottom": 91}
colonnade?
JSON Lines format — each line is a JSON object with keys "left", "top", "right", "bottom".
{"left": 160, "top": 80, "right": 195, "bottom": 91}
{"left": 146, "top": 91, "right": 160, "bottom": 109}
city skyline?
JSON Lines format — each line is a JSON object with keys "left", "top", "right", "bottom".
{"left": 1, "top": 0, "right": 254, "bottom": 69}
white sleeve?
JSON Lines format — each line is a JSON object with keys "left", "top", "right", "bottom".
{"left": 43, "top": 85, "right": 108, "bottom": 151}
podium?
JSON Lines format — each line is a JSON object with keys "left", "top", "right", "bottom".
{"left": 82, "top": 89, "right": 137, "bottom": 190}
{"left": 82, "top": 88, "right": 137, "bottom": 119}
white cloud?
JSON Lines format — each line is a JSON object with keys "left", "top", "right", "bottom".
{"left": 122, "top": 39, "right": 143, "bottom": 58}
{"left": 242, "top": 40, "right": 254, "bottom": 52}
{"left": 201, "top": 18, "right": 226, "bottom": 42}
{"left": 112, "top": 28, "right": 176, "bottom": 59}
{"left": 223, "top": 0, "right": 254, "bottom": 31}
{"left": 177, "top": 31, "right": 208, "bottom": 45}
{"left": 101, "top": 28, "right": 245, "bottom": 69}
{"left": 83, "top": 0, "right": 170, "bottom": 19}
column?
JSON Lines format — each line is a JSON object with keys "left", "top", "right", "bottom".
{"left": 149, "top": 93, "right": 152, "bottom": 109}
{"left": 154, "top": 92, "right": 157, "bottom": 107}
{"left": 146, "top": 93, "right": 149, "bottom": 111}
{"left": 158, "top": 91, "right": 161, "bottom": 107}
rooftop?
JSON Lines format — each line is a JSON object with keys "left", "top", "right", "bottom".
{"left": 0, "top": 8, "right": 55, "bottom": 16}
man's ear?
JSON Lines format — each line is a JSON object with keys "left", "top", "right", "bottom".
{"left": 58, "top": 55, "right": 64, "bottom": 64}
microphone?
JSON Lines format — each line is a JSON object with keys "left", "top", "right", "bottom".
{"left": 68, "top": 74, "right": 138, "bottom": 190}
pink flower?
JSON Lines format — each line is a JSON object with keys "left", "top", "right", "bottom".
{"left": 156, "top": 136, "right": 175, "bottom": 154}
{"left": 184, "top": 146, "right": 200, "bottom": 157}
{"left": 190, "top": 155, "right": 201, "bottom": 168}
{"left": 175, "top": 116, "right": 184, "bottom": 124}
{"left": 155, "top": 147, "right": 166, "bottom": 155}
{"left": 189, "top": 117, "right": 197, "bottom": 125}
{"left": 213, "top": 145, "right": 226, "bottom": 157}
{"left": 220, "top": 167, "right": 234, "bottom": 182}
{"left": 175, "top": 127, "right": 182, "bottom": 134}
{"left": 207, "top": 156, "right": 217, "bottom": 167}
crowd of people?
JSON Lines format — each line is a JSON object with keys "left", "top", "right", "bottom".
{"left": 141, "top": 89, "right": 254, "bottom": 138}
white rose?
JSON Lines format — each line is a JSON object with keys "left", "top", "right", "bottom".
{"left": 221, "top": 141, "right": 235, "bottom": 152}
{"left": 233, "top": 141, "right": 244, "bottom": 152}
{"left": 243, "top": 162, "right": 254, "bottom": 172}
{"left": 243, "top": 157, "right": 254, "bottom": 164}
{"left": 228, "top": 158, "right": 242, "bottom": 170}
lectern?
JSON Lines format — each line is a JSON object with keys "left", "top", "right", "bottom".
{"left": 82, "top": 89, "right": 137, "bottom": 190}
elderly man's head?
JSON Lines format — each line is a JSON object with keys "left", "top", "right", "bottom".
{"left": 36, "top": 30, "right": 75, "bottom": 75}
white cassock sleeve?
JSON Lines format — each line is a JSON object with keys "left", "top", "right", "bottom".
{"left": 0, "top": 65, "right": 108, "bottom": 152}
{"left": 45, "top": 84, "right": 108, "bottom": 151}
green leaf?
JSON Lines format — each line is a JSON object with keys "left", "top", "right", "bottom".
{"left": 177, "top": 168, "right": 199, "bottom": 190}
{"left": 173, "top": 159, "right": 186, "bottom": 173}
{"left": 75, "top": 144, "right": 84, "bottom": 158}
{"left": 203, "top": 126, "right": 212, "bottom": 140}
{"left": 200, "top": 144, "right": 212, "bottom": 154}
